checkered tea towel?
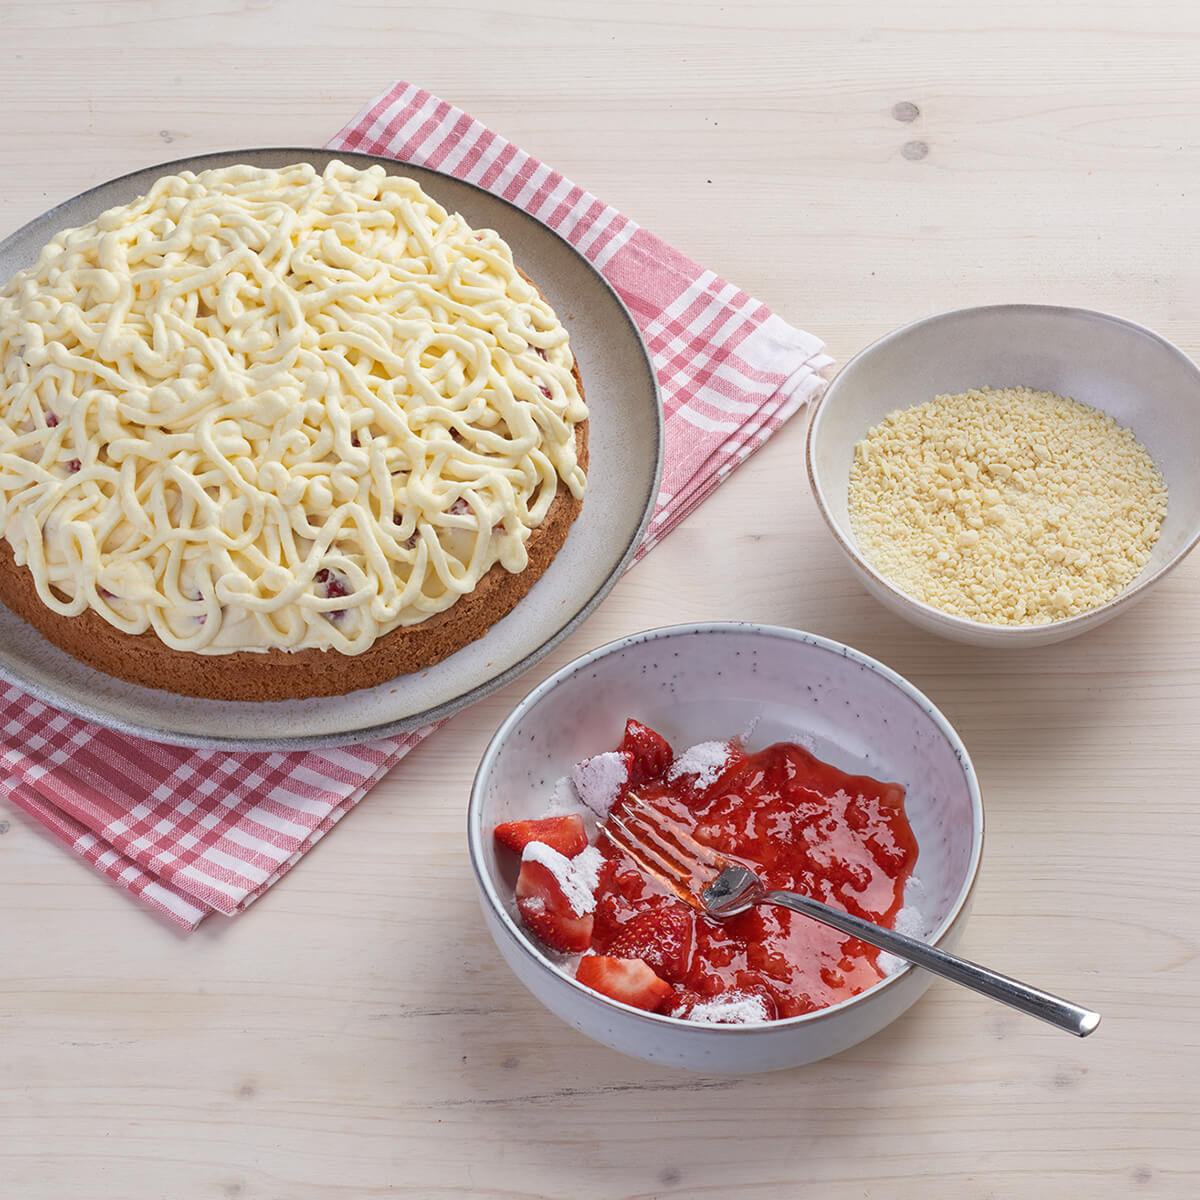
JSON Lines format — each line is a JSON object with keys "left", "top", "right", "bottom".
{"left": 0, "top": 81, "right": 831, "bottom": 929}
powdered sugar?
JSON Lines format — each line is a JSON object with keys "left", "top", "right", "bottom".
{"left": 540, "top": 774, "right": 603, "bottom": 841}
{"left": 679, "top": 992, "right": 770, "bottom": 1025}
{"left": 571, "top": 751, "right": 630, "bottom": 816}
{"left": 667, "top": 741, "right": 731, "bottom": 791}
{"left": 877, "top": 881, "right": 932, "bottom": 976}
{"left": 544, "top": 774, "right": 586, "bottom": 817}
{"left": 570, "top": 844, "right": 604, "bottom": 896}
{"left": 522, "top": 841, "right": 600, "bottom": 916}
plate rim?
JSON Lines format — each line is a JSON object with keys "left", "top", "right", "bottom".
{"left": 0, "top": 146, "right": 663, "bottom": 751}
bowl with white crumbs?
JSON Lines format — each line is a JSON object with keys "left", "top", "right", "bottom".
{"left": 806, "top": 305, "right": 1200, "bottom": 646}
{"left": 468, "top": 622, "right": 983, "bottom": 1073}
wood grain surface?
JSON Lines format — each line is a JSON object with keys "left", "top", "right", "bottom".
{"left": 2, "top": 2, "right": 1198, "bottom": 1196}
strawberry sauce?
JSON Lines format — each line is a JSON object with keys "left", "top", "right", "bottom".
{"left": 591, "top": 739, "right": 919, "bottom": 1019}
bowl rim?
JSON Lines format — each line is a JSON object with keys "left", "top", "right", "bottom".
{"left": 805, "top": 302, "right": 1200, "bottom": 638}
{"left": 468, "top": 620, "right": 985, "bottom": 1035}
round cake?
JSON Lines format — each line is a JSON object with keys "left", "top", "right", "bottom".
{"left": 0, "top": 160, "right": 588, "bottom": 700}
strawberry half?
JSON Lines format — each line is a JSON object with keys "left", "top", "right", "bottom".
{"left": 575, "top": 955, "right": 674, "bottom": 1013}
{"left": 515, "top": 856, "right": 594, "bottom": 953}
{"left": 494, "top": 814, "right": 587, "bottom": 858}
{"left": 619, "top": 719, "right": 673, "bottom": 786}
{"left": 604, "top": 905, "right": 694, "bottom": 983}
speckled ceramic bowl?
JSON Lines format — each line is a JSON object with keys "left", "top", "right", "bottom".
{"left": 807, "top": 305, "right": 1200, "bottom": 647}
{"left": 468, "top": 622, "right": 983, "bottom": 1074}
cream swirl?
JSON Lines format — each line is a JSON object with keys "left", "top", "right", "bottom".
{"left": 0, "top": 161, "right": 587, "bottom": 655}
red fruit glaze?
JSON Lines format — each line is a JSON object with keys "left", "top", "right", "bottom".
{"left": 575, "top": 955, "right": 674, "bottom": 1013}
{"left": 494, "top": 814, "right": 588, "bottom": 858}
{"left": 604, "top": 905, "right": 694, "bottom": 983}
{"left": 594, "top": 736, "right": 918, "bottom": 1019}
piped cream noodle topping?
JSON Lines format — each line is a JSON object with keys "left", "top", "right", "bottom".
{"left": 0, "top": 161, "right": 587, "bottom": 654}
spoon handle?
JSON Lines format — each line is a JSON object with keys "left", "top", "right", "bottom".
{"left": 763, "top": 889, "right": 1101, "bottom": 1038}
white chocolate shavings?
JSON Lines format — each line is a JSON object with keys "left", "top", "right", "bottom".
{"left": 571, "top": 751, "right": 630, "bottom": 816}
{"left": 847, "top": 386, "right": 1167, "bottom": 625}
{"left": 678, "top": 992, "right": 770, "bottom": 1025}
{"left": 667, "top": 741, "right": 732, "bottom": 791}
{"left": 521, "top": 841, "right": 600, "bottom": 916}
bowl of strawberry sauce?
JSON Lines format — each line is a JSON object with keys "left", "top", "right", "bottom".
{"left": 468, "top": 623, "right": 983, "bottom": 1074}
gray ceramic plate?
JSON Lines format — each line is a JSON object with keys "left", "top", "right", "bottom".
{"left": 0, "top": 148, "right": 662, "bottom": 749}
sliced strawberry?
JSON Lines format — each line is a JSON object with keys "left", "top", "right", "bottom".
{"left": 575, "top": 955, "right": 674, "bottom": 1013}
{"left": 515, "top": 858, "right": 593, "bottom": 953}
{"left": 619, "top": 719, "right": 673, "bottom": 786}
{"left": 494, "top": 814, "right": 587, "bottom": 858}
{"left": 604, "top": 905, "right": 694, "bottom": 983}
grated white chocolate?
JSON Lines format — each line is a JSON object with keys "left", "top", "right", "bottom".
{"left": 0, "top": 160, "right": 587, "bottom": 655}
{"left": 848, "top": 386, "right": 1166, "bottom": 625}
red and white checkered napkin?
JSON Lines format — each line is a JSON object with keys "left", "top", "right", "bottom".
{"left": 0, "top": 81, "right": 831, "bottom": 929}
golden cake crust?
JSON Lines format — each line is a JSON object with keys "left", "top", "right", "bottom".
{"left": 0, "top": 400, "right": 586, "bottom": 701}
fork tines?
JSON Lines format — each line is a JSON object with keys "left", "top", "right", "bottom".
{"left": 599, "top": 794, "right": 724, "bottom": 911}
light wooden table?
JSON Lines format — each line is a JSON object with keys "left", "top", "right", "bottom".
{"left": 3, "top": 3, "right": 1198, "bottom": 1197}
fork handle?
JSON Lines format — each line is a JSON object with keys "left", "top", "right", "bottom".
{"left": 763, "top": 890, "right": 1101, "bottom": 1037}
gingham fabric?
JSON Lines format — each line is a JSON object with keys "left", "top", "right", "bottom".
{"left": 331, "top": 83, "right": 831, "bottom": 551}
{"left": 0, "top": 82, "right": 831, "bottom": 929}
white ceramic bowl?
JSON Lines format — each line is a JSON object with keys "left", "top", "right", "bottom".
{"left": 806, "top": 304, "right": 1200, "bottom": 646}
{"left": 468, "top": 622, "right": 983, "bottom": 1074}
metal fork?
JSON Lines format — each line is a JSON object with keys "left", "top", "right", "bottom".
{"left": 601, "top": 795, "right": 1101, "bottom": 1038}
